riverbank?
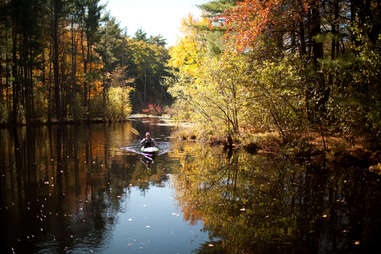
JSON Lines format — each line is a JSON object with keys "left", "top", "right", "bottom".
{"left": 0, "top": 114, "right": 175, "bottom": 129}
{"left": 171, "top": 124, "right": 381, "bottom": 174}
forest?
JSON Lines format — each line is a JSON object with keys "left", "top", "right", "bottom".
{"left": 167, "top": 0, "right": 381, "bottom": 151}
{"left": 1, "top": 1, "right": 381, "bottom": 253}
{"left": 0, "top": 0, "right": 171, "bottom": 125}
{"left": 1, "top": 0, "right": 381, "bottom": 150}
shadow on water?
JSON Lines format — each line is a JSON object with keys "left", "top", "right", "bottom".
{"left": 170, "top": 141, "right": 381, "bottom": 254}
{"left": 1, "top": 119, "right": 381, "bottom": 254}
{"left": 0, "top": 120, "right": 191, "bottom": 254}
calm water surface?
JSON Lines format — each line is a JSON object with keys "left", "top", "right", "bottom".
{"left": 1, "top": 118, "right": 381, "bottom": 254}
{"left": 0, "top": 119, "right": 210, "bottom": 254}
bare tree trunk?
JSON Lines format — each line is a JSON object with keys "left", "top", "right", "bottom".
{"left": 61, "top": 46, "right": 66, "bottom": 119}
{"left": 48, "top": 43, "right": 53, "bottom": 123}
{"left": 53, "top": 0, "right": 61, "bottom": 122}
{"left": 12, "top": 26, "right": 19, "bottom": 125}
{"left": 71, "top": 16, "right": 77, "bottom": 116}
{"left": 310, "top": 1, "right": 323, "bottom": 66}
{"left": 331, "top": 0, "right": 339, "bottom": 59}
{"left": 81, "top": 28, "right": 88, "bottom": 107}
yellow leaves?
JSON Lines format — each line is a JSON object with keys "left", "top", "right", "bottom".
{"left": 180, "top": 15, "right": 209, "bottom": 36}
{"left": 169, "top": 15, "right": 208, "bottom": 78}
{"left": 168, "top": 36, "right": 205, "bottom": 77}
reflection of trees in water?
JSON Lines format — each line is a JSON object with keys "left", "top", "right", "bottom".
{"left": 172, "top": 143, "right": 381, "bottom": 254}
{"left": 0, "top": 123, "right": 172, "bottom": 253}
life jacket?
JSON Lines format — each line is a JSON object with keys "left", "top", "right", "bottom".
{"left": 142, "top": 138, "right": 155, "bottom": 148}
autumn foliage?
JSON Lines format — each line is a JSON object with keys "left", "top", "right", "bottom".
{"left": 219, "top": 0, "right": 311, "bottom": 50}
{"left": 0, "top": 1, "right": 172, "bottom": 125}
{"left": 168, "top": 0, "right": 381, "bottom": 147}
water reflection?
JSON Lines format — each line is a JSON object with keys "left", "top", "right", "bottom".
{"left": 2, "top": 122, "right": 380, "bottom": 254}
{"left": 171, "top": 142, "right": 381, "bottom": 254}
{"left": 0, "top": 122, "right": 209, "bottom": 254}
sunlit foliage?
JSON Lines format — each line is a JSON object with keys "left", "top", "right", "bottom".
{"left": 0, "top": 0, "right": 171, "bottom": 125}
{"left": 168, "top": 0, "right": 381, "bottom": 147}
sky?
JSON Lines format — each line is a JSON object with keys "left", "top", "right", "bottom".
{"left": 101, "top": 0, "right": 207, "bottom": 47}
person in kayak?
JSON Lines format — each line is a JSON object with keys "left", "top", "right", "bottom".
{"left": 140, "top": 132, "right": 157, "bottom": 148}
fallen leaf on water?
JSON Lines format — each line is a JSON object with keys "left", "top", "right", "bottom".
{"left": 240, "top": 208, "right": 246, "bottom": 212}
{"left": 322, "top": 214, "right": 328, "bottom": 218}
{"left": 208, "top": 244, "right": 214, "bottom": 247}
{"left": 128, "top": 218, "right": 133, "bottom": 222}
{"left": 145, "top": 225, "right": 151, "bottom": 229}
{"left": 354, "top": 241, "right": 360, "bottom": 245}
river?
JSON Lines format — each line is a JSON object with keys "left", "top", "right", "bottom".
{"left": 0, "top": 118, "right": 380, "bottom": 254}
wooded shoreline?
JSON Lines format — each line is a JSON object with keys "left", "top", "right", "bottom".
{"left": 1, "top": 0, "right": 380, "bottom": 162}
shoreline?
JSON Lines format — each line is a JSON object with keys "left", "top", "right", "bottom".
{"left": 171, "top": 125, "right": 381, "bottom": 172}
{"left": 0, "top": 114, "right": 175, "bottom": 129}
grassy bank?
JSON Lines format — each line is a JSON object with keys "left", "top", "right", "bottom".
{"left": 171, "top": 123, "right": 381, "bottom": 174}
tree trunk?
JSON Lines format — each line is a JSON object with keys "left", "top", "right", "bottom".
{"left": 12, "top": 25, "right": 19, "bottom": 125}
{"left": 310, "top": 1, "right": 323, "bottom": 66}
{"left": 81, "top": 28, "right": 88, "bottom": 107}
{"left": 53, "top": 0, "right": 61, "bottom": 122}
{"left": 71, "top": 16, "right": 77, "bottom": 115}
{"left": 331, "top": 0, "right": 339, "bottom": 59}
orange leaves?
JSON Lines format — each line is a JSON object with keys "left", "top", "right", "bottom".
{"left": 216, "top": 0, "right": 314, "bottom": 51}
{"left": 216, "top": 0, "right": 278, "bottom": 50}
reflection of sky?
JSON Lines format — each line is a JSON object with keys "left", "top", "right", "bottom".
{"left": 0, "top": 121, "right": 209, "bottom": 254}
{"left": 101, "top": 177, "right": 208, "bottom": 253}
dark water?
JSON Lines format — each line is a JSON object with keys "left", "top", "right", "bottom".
{"left": 1, "top": 119, "right": 381, "bottom": 254}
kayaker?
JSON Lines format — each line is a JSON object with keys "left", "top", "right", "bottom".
{"left": 140, "top": 132, "right": 157, "bottom": 148}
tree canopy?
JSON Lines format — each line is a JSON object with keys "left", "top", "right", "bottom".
{"left": 0, "top": 0, "right": 172, "bottom": 125}
{"left": 167, "top": 0, "right": 381, "bottom": 148}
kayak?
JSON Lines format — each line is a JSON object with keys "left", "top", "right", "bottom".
{"left": 141, "top": 146, "right": 159, "bottom": 153}
{"left": 121, "top": 146, "right": 155, "bottom": 161}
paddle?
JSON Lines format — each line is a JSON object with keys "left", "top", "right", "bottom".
{"left": 130, "top": 126, "right": 141, "bottom": 137}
